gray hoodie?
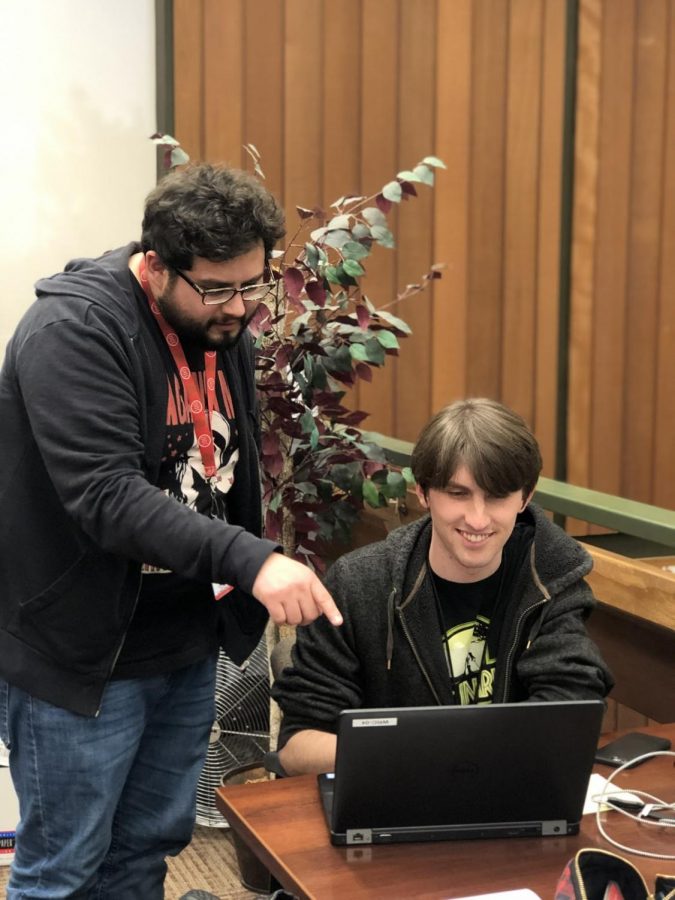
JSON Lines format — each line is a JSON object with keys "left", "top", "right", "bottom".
{"left": 273, "top": 505, "right": 613, "bottom": 746}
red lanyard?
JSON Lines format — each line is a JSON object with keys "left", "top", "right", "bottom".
{"left": 138, "top": 257, "right": 219, "bottom": 480}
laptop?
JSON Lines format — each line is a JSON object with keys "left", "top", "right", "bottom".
{"left": 317, "top": 699, "right": 604, "bottom": 845}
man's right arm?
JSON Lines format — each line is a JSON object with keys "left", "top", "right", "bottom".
{"left": 278, "top": 729, "right": 337, "bottom": 775}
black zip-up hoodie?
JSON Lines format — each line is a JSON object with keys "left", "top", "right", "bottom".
{"left": 273, "top": 507, "right": 613, "bottom": 747}
{"left": 0, "top": 245, "right": 277, "bottom": 715}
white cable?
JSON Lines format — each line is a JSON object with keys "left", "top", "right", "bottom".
{"left": 591, "top": 750, "right": 675, "bottom": 860}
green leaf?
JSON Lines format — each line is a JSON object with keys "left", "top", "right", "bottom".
{"left": 422, "top": 155, "right": 447, "bottom": 169}
{"left": 324, "top": 229, "right": 352, "bottom": 250}
{"left": 396, "top": 169, "right": 422, "bottom": 182}
{"left": 352, "top": 223, "right": 371, "bottom": 240}
{"left": 371, "top": 225, "right": 395, "bottom": 248}
{"left": 343, "top": 258, "right": 364, "bottom": 277}
{"left": 349, "top": 343, "right": 369, "bottom": 362}
{"left": 325, "top": 265, "right": 341, "bottom": 284}
{"left": 382, "top": 180, "right": 403, "bottom": 202}
{"left": 402, "top": 466, "right": 416, "bottom": 485}
{"left": 342, "top": 241, "right": 370, "bottom": 261}
{"left": 362, "top": 207, "right": 387, "bottom": 227}
{"left": 328, "top": 214, "right": 351, "bottom": 230}
{"left": 364, "top": 337, "right": 386, "bottom": 365}
{"left": 170, "top": 147, "right": 190, "bottom": 166}
{"left": 376, "top": 329, "right": 399, "bottom": 349}
{"left": 304, "top": 243, "right": 319, "bottom": 269}
{"left": 377, "top": 309, "right": 412, "bottom": 334}
{"left": 412, "top": 164, "right": 434, "bottom": 185}
{"left": 268, "top": 493, "right": 282, "bottom": 512}
{"left": 362, "top": 478, "right": 381, "bottom": 507}
{"left": 385, "top": 471, "right": 407, "bottom": 498}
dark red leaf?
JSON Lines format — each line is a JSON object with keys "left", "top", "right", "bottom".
{"left": 364, "top": 460, "right": 385, "bottom": 476}
{"left": 355, "top": 362, "right": 373, "bottom": 382}
{"left": 263, "top": 451, "right": 284, "bottom": 477}
{"left": 296, "top": 206, "right": 314, "bottom": 219}
{"left": 375, "top": 194, "right": 393, "bottom": 214}
{"left": 356, "top": 304, "right": 370, "bottom": 329}
{"left": 401, "top": 181, "right": 418, "bottom": 196}
{"left": 265, "top": 509, "right": 282, "bottom": 541}
{"left": 283, "top": 267, "right": 305, "bottom": 300}
{"left": 305, "top": 279, "right": 327, "bottom": 307}
{"left": 262, "top": 431, "right": 280, "bottom": 455}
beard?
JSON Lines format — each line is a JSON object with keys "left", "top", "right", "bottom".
{"left": 156, "top": 290, "right": 254, "bottom": 350}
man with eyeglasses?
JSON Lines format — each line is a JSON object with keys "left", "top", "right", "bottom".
{"left": 0, "top": 163, "right": 342, "bottom": 899}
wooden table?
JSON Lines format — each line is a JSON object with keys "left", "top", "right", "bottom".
{"left": 216, "top": 724, "right": 675, "bottom": 899}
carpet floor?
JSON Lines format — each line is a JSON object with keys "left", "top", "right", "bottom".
{"left": 0, "top": 826, "right": 269, "bottom": 899}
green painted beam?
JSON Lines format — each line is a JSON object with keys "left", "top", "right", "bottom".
{"left": 363, "top": 430, "right": 675, "bottom": 549}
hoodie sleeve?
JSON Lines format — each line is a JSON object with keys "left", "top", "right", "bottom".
{"left": 515, "top": 579, "right": 614, "bottom": 701}
{"left": 272, "top": 558, "right": 363, "bottom": 747}
{"left": 12, "top": 309, "right": 277, "bottom": 594}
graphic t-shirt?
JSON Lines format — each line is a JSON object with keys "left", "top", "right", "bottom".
{"left": 112, "top": 276, "right": 240, "bottom": 678}
{"left": 432, "top": 520, "right": 534, "bottom": 705}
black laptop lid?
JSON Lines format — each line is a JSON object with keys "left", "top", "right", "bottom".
{"left": 322, "top": 700, "right": 604, "bottom": 845}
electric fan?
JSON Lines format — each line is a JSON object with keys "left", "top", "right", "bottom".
{"left": 195, "top": 640, "right": 270, "bottom": 827}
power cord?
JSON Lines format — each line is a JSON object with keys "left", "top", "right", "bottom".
{"left": 591, "top": 750, "right": 675, "bottom": 860}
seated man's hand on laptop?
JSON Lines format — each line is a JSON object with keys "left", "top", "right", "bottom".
{"left": 252, "top": 554, "right": 343, "bottom": 627}
{"left": 278, "top": 729, "right": 337, "bottom": 776}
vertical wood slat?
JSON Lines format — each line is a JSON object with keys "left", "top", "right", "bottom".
{"left": 203, "top": 0, "right": 244, "bottom": 167}
{"left": 622, "top": 0, "right": 669, "bottom": 503}
{"left": 243, "top": 0, "right": 285, "bottom": 199}
{"left": 393, "top": 0, "right": 437, "bottom": 442}
{"left": 466, "top": 0, "right": 509, "bottom": 399}
{"left": 501, "top": 0, "right": 544, "bottom": 427}
{"left": 283, "top": 0, "right": 322, "bottom": 230}
{"left": 173, "top": 0, "right": 204, "bottom": 158}
{"left": 534, "top": 0, "right": 566, "bottom": 477}
{"left": 567, "top": 0, "right": 601, "bottom": 534}
{"left": 357, "top": 0, "right": 400, "bottom": 435}
{"left": 432, "top": 0, "right": 472, "bottom": 410}
{"left": 653, "top": 0, "right": 675, "bottom": 509}
{"left": 588, "top": 0, "right": 635, "bottom": 498}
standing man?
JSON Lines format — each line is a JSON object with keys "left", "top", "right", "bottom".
{"left": 273, "top": 398, "right": 613, "bottom": 776}
{"left": 0, "top": 163, "right": 341, "bottom": 898}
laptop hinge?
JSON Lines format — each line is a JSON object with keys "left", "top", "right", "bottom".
{"left": 542, "top": 820, "right": 567, "bottom": 835}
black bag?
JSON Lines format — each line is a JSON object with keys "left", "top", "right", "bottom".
{"left": 555, "top": 848, "right": 675, "bottom": 900}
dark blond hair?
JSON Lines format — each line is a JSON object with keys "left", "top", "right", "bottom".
{"left": 411, "top": 398, "right": 542, "bottom": 499}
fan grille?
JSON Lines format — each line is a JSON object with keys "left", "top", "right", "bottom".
{"left": 196, "top": 641, "right": 270, "bottom": 827}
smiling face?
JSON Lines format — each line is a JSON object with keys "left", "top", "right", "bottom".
{"left": 144, "top": 243, "right": 266, "bottom": 349}
{"left": 415, "top": 463, "right": 532, "bottom": 584}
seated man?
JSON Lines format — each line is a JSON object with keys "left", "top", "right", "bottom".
{"left": 272, "top": 398, "right": 613, "bottom": 775}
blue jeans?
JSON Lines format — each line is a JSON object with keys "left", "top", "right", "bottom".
{"left": 0, "top": 655, "right": 217, "bottom": 899}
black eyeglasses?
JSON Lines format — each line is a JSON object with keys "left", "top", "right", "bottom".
{"left": 174, "top": 267, "right": 278, "bottom": 307}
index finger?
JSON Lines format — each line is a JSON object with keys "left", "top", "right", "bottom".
{"left": 310, "top": 578, "right": 343, "bottom": 627}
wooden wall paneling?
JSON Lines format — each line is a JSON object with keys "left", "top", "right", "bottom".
{"left": 322, "top": 0, "right": 362, "bottom": 415}
{"left": 502, "top": 0, "right": 544, "bottom": 427}
{"left": 534, "top": 0, "right": 566, "bottom": 476}
{"left": 432, "top": 0, "right": 471, "bottom": 411}
{"left": 567, "top": 0, "right": 601, "bottom": 534}
{"left": 653, "top": 1, "right": 675, "bottom": 510}
{"left": 203, "top": 0, "right": 244, "bottom": 167}
{"left": 243, "top": 0, "right": 285, "bottom": 199}
{"left": 322, "top": 1, "right": 361, "bottom": 204}
{"left": 588, "top": 0, "right": 635, "bottom": 500}
{"left": 283, "top": 0, "right": 323, "bottom": 232}
{"left": 393, "top": 0, "right": 437, "bottom": 441}
{"left": 622, "top": 0, "right": 669, "bottom": 503}
{"left": 173, "top": 0, "right": 205, "bottom": 159}
{"left": 466, "top": 0, "right": 509, "bottom": 400}
{"left": 358, "top": 0, "right": 400, "bottom": 435}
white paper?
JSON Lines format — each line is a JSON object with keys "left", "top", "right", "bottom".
{"left": 583, "top": 772, "right": 642, "bottom": 815}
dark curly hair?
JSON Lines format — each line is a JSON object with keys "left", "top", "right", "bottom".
{"left": 411, "top": 398, "right": 543, "bottom": 500}
{"left": 140, "top": 163, "right": 286, "bottom": 269}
